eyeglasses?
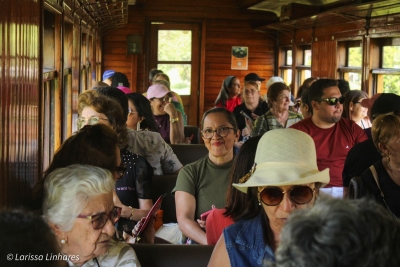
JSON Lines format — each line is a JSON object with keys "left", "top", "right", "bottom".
{"left": 153, "top": 96, "right": 172, "bottom": 103}
{"left": 244, "top": 89, "right": 258, "bottom": 95}
{"left": 77, "top": 207, "right": 121, "bottom": 230}
{"left": 317, "top": 96, "right": 345, "bottom": 106}
{"left": 258, "top": 186, "right": 315, "bottom": 206}
{"left": 115, "top": 162, "right": 127, "bottom": 179}
{"left": 201, "top": 127, "right": 234, "bottom": 139}
{"left": 128, "top": 107, "right": 138, "bottom": 116}
{"left": 77, "top": 117, "right": 109, "bottom": 129}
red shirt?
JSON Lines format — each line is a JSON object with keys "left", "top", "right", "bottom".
{"left": 206, "top": 208, "right": 234, "bottom": 245}
{"left": 290, "top": 117, "right": 367, "bottom": 187}
{"left": 216, "top": 96, "right": 242, "bottom": 113}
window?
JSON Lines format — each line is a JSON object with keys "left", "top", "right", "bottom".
{"left": 157, "top": 30, "right": 192, "bottom": 95}
{"left": 296, "top": 46, "right": 312, "bottom": 85}
{"left": 338, "top": 41, "right": 362, "bottom": 90}
{"left": 279, "top": 48, "right": 292, "bottom": 85}
{"left": 372, "top": 45, "right": 400, "bottom": 94}
{"left": 42, "top": 10, "right": 59, "bottom": 171}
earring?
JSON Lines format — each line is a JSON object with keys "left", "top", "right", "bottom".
{"left": 61, "top": 239, "right": 66, "bottom": 244}
{"left": 387, "top": 155, "right": 391, "bottom": 162}
{"left": 258, "top": 201, "right": 261, "bottom": 206}
{"left": 137, "top": 121, "right": 141, "bottom": 131}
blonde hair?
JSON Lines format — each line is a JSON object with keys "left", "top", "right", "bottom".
{"left": 371, "top": 112, "right": 400, "bottom": 155}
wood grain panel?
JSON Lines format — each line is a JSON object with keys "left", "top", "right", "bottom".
{"left": 0, "top": 0, "right": 41, "bottom": 207}
{"left": 311, "top": 40, "right": 338, "bottom": 79}
{"left": 103, "top": 1, "right": 276, "bottom": 123}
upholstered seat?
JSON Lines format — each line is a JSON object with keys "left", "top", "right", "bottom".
{"left": 131, "top": 244, "right": 214, "bottom": 267}
{"left": 170, "top": 144, "right": 208, "bottom": 166}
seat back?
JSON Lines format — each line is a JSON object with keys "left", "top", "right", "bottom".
{"left": 131, "top": 244, "right": 214, "bottom": 267}
{"left": 170, "top": 144, "right": 208, "bottom": 166}
{"left": 184, "top": 125, "right": 201, "bottom": 144}
{"left": 152, "top": 175, "right": 178, "bottom": 223}
{"left": 348, "top": 176, "right": 362, "bottom": 199}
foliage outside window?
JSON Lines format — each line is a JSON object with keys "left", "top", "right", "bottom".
{"left": 157, "top": 30, "right": 192, "bottom": 95}
{"left": 347, "top": 47, "right": 362, "bottom": 90}
{"left": 376, "top": 46, "right": 400, "bottom": 95}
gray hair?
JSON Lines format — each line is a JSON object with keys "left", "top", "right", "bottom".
{"left": 43, "top": 165, "right": 115, "bottom": 232}
{"left": 272, "top": 198, "right": 400, "bottom": 267}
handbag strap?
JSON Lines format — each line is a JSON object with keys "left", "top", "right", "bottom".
{"left": 369, "top": 165, "right": 385, "bottom": 198}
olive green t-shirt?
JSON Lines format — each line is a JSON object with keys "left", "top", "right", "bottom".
{"left": 172, "top": 156, "right": 233, "bottom": 220}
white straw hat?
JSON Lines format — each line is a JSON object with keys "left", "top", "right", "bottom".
{"left": 233, "top": 129, "right": 330, "bottom": 193}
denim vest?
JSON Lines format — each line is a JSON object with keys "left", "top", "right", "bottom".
{"left": 223, "top": 213, "right": 275, "bottom": 267}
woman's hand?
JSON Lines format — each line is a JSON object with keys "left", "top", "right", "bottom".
{"left": 242, "top": 127, "right": 251, "bottom": 137}
{"left": 197, "top": 219, "right": 206, "bottom": 230}
{"left": 163, "top": 102, "right": 178, "bottom": 117}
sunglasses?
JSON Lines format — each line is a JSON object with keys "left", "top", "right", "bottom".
{"left": 318, "top": 96, "right": 345, "bottom": 106}
{"left": 115, "top": 162, "right": 127, "bottom": 180}
{"left": 153, "top": 96, "right": 172, "bottom": 103}
{"left": 258, "top": 186, "right": 315, "bottom": 206}
{"left": 77, "top": 206, "right": 121, "bottom": 230}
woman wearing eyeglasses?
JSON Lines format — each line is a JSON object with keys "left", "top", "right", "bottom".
{"left": 78, "top": 91, "right": 154, "bottom": 233}
{"left": 147, "top": 83, "right": 186, "bottom": 144}
{"left": 251, "top": 82, "right": 303, "bottom": 137}
{"left": 359, "top": 113, "right": 400, "bottom": 218}
{"left": 232, "top": 81, "right": 269, "bottom": 147}
{"left": 208, "top": 129, "right": 329, "bottom": 266}
{"left": 126, "top": 93, "right": 159, "bottom": 132}
{"left": 173, "top": 108, "right": 240, "bottom": 245}
{"left": 44, "top": 164, "right": 141, "bottom": 266}
{"left": 342, "top": 90, "right": 372, "bottom": 130}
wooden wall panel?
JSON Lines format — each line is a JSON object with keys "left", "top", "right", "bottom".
{"left": 311, "top": 40, "right": 338, "bottom": 79}
{"left": 0, "top": 0, "right": 41, "bottom": 207}
{"left": 103, "top": 1, "right": 276, "bottom": 120}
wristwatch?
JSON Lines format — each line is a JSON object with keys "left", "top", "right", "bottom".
{"left": 170, "top": 117, "right": 179, "bottom": 123}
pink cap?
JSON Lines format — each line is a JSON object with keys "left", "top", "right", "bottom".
{"left": 147, "top": 84, "right": 169, "bottom": 99}
{"left": 117, "top": 86, "right": 132, "bottom": 94}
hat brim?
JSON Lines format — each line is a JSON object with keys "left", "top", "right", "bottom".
{"left": 233, "top": 162, "right": 330, "bottom": 193}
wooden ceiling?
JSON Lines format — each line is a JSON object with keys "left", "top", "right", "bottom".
{"left": 82, "top": 0, "right": 400, "bottom": 34}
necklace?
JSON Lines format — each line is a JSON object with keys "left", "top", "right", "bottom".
{"left": 154, "top": 117, "right": 162, "bottom": 129}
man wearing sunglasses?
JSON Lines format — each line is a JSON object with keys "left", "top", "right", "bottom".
{"left": 291, "top": 79, "right": 367, "bottom": 198}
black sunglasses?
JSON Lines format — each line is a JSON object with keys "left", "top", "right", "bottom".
{"left": 258, "top": 186, "right": 315, "bottom": 206}
{"left": 318, "top": 96, "right": 345, "bottom": 106}
{"left": 77, "top": 207, "right": 121, "bottom": 230}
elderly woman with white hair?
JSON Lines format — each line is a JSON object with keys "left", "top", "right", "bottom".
{"left": 208, "top": 129, "right": 329, "bottom": 266}
{"left": 43, "top": 164, "right": 141, "bottom": 267}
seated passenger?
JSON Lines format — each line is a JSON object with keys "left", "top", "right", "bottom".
{"left": 215, "top": 76, "right": 242, "bottom": 112}
{"left": 299, "top": 87, "right": 312, "bottom": 119}
{"left": 0, "top": 210, "right": 63, "bottom": 267}
{"left": 252, "top": 82, "right": 303, "bottom": 137}
{"left": 233, "top": 81, "right": 268, "bottom": 146}
{"left": 274, "top": 198, "right": 400, "bottom": 267}
{"left": 206, "top": 136, "right": 261, "bottom": 245}
{"left": 153, "top": 78, "right": 187, "bottom": 126}
{"left": 359, "top": 112, "right": 400, "bottom": 218}
{"left": 94, "top": 86, "right": 183, "bottom": 175}
{"left": 173, "top": 108, "right": 240, "bottom": 245}
{"left": 43, "top": 165, "right": 141, "bottom": 266}
{"left": 208, "top": 129, "right": 329, "bottom": 266}
{"left": 126, "top": 93, "right": 159, "bottom": 132}
{"left": 147, "top": 84, "right": 186, "bottom": 144}
{"left": 78, "top": 91, "right": 154, "bottom": 232}
{"left": 342, "top": 90, "right": 371, "bottom": 130}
